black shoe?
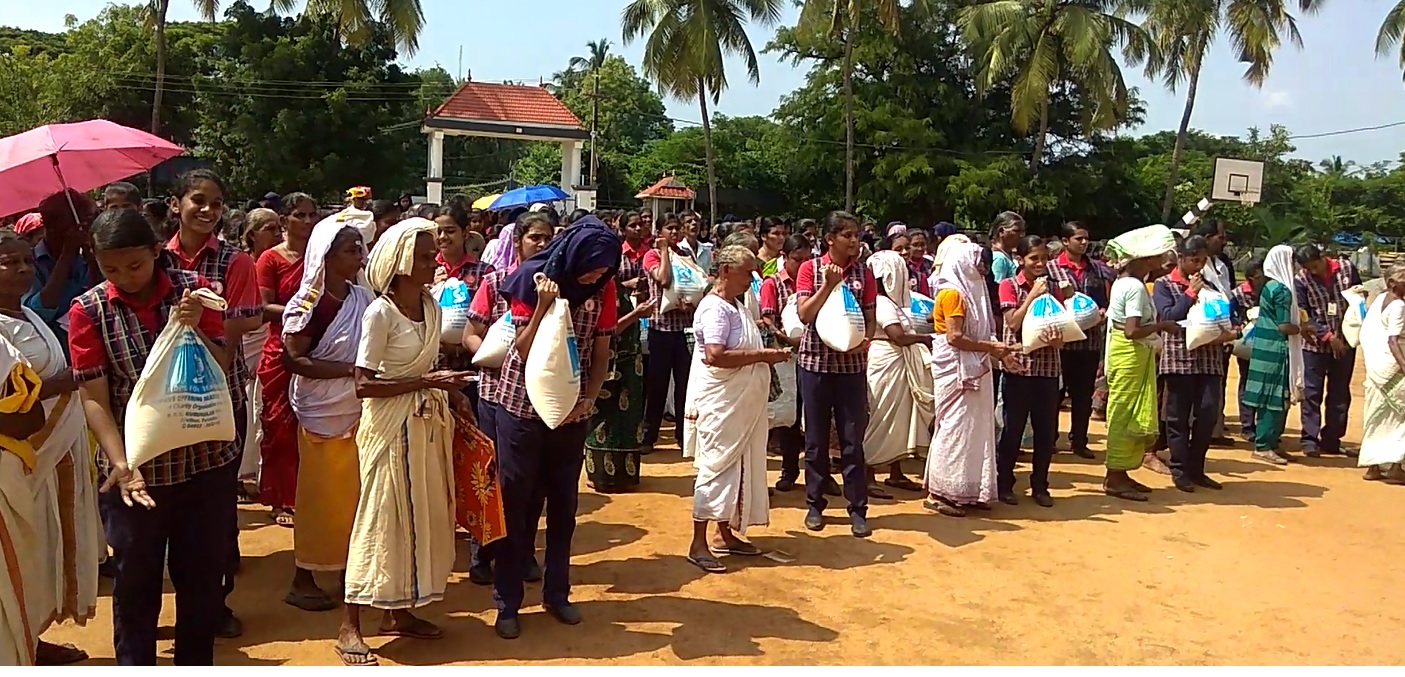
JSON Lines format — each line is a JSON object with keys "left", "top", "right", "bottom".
{"left": 494, "top": 615, "right": 521, "bottom": 640}
{"left": 1193, "top": 476, "right": 1223, "bottom": 490}
{"left": 468, "top": 564, "right": 493, "bottom": 586}
{"left": 545, "top": 603, "right": 582, "bottom": 625}
{"left": 1071, "top": 447, "right": 1095, "bottom": 460}
{"left": 1033, "top": 492, "right": 1054, "bottom": 508}
{"left": 1211, "top": 436, "right": 1234, "bottom": 447}
{"left": 524, "top": 557, "right": 543, "bottom": 583}
{"left": 804, "top": 510, "right": 824, "bottom": 531}
{"left": 1303, "top": 448, "right": 1322, "bottom": 459}
{"left": 1173, "top": 476, "right": 1196, "bottom": 493}
{"left": 998, "top": 491, "right": 1018, "bottom": 506}
{"left": 822, "top": 477, "right": 841, "bottom": 497}
{"left": 215, "top": 612, "right": 243, "bottom": 639}
{"left": 850, "top": 515, "right": 871, "bottom": 538}
{"left": 775, "top": 477, "right": 797, "bottom": 492}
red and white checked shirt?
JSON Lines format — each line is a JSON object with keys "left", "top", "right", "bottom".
{"left": 794, "top": 254, "right": 877, "bottom": 375}
{"left": 465, "top": 269, "right": 510, "bottom": 404}
{"left": 997, "top": 273, "right": 1063, "bottom": 379}
{"left": 643, "top": 247, "right": 698, "bottom": 332}
{"left": 1294, "top": 257, "right": 1362, "bottom": 354}
{"left": 495, "top": 280, "right": 619, "bottom": 421}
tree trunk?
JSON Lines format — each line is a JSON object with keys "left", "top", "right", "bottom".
{"left": 1160, "top": 62, "right": 1202, "bottom": 224}
{"left": 698, "top": 82, "right": 718, "bottom": 224}
{"left": 151, "top": 0, "right": 169, "bottom": 137}
{"left": 1031, "top": 96, "right": 1050, "bottom": 172}
{"left": 588, "top": 70, "right": 600, "bottom": 186}
{"left": 842, "top": 34, "right": 856, "bottom": 212}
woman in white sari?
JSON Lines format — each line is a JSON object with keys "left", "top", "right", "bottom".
{"left": 924, "top": 243, "right": 1019, "bottom": 517}
{"left": 1358, "top": 264, "right": 1405, "bottom": 483}
{"left": 0, "top": 336, "right": 43, "bottom": 666}
{"left": 684, "top": 246, "right": 790, "bottom": 574}
{"left": 338, "top": 218, "right": 473, "bottom": 665}
{"left": 0, "top": 230, "right": 97, "bottom": 665}
{"left": 863, "top": 251, "right": 933, "bottom": 497}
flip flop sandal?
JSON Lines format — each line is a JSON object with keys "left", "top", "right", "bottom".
{"left": 923, "top": 499, "right": 966, "bottom": 517}
{"left": 1129, "top": 479, "right": 1153, "bottom": 493}
{"left": 1104, "top": 487, "right": 1149, "bottom": 502}
{"left": 379, "top": 619, "right": 444, "bottom": 640}
{"left": 36, "top": 642, "right": 88, "bottom": 665}
{"left": 284, "top": 590, "right": 337, "bottom": 612}
{"left": 962, "top": 502, "right": 993, "bottom": 511}
{"left": 712, "top": 542, "right": 763, "bottom": 557}
{"left": 867, "top": 485, "right": 893, "bottom": 500}
{"left": 883, "top": 477, "right": 923, "bottom": 492}
{"left": 687, "top": 554, "right": 726, "bottom": 573}
{"left": 335, "top": 642, "right": 379, "bottom": 666}
{"left": 273, "top": 509, "right": 295, "bottom": 527}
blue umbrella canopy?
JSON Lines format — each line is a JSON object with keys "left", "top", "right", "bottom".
{"left": 488, "top": 184, "right": 570, "bottom": 211}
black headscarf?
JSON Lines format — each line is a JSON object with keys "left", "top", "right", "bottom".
{"left": 500, "top": 216, "right": 621, "bottom": 308}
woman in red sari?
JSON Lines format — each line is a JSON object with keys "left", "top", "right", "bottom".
{"left": 257, "top": 192, "right": 316, "bottom": 526}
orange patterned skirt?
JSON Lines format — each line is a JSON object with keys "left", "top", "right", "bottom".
{"left": 451, "top": 413, "right": 507, "bottom": 547}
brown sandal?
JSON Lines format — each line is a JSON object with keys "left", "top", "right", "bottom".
{"left": 923, "top": 498, "right": 966, "bottom": 517}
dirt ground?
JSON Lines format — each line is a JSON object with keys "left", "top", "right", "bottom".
{"left": 45, "top": 358, "right": 1405, "bottom": 665}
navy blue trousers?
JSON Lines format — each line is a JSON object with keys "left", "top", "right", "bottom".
{"left": 1301, "top": 349, "right": 1355, "bottom": 453}
{"left": 798, "top": 368, "right": 868, "bottom": 517}
{"left": 109, "top": 462, "right": 235, "bottom": 665}
{"left": 491, "top": 411, "right": 587, "bottom": 616}
{"left": 642, "top": 329, "right": 690, "bottom": 447}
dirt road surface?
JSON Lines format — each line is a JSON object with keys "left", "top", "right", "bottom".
{"left": 45, "top": 360, "right": 1405, "bottom": 665}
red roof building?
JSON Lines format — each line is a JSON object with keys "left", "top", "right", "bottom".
{"left": 635, "top": 176, "right": 695, "bottom": 214}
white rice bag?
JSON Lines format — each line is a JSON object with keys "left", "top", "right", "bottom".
{"left": 1021, "top": 293, "right": 1085, "bottom": 353}
{"left": 1342, "top": 288, "right": 1368, "bottom": 348}
{"left": 907, "top": 292, "right": 936, "bottom": 335}
{"left": 1182, "top": 289, "right": 1233, "bottom": 350}
{"left": 1067, "top": 292, "right": 1101, "bottom": 331}
{"left": 816, "top": 282, "right": 866, "bottom": 352}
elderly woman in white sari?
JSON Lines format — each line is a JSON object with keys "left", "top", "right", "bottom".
{"left": 0, "top": 337, "right": 44, "bottom": 666}
{"left": 1358, "top": 264, "right": 1405, "bottom": 483}
{"left": 0, "top": 229, "right": 97, "bottom": 665}
{"left": 281, "top": 214, "right": 373, "bottom": 612}
{"left": 684, "top": 246, "right": 790, "bottom": 574}
{"left": 338, "top": 218, "right": 474, "bottom": 666}
{"left": 863, "top": 251, "right": 933, "bottom": 498}
{"left": 924, "top": 243, "right": 1020, "bottom": 517}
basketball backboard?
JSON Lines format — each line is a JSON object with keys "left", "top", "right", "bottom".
{"left": 1212, "top": 157, "right": 1264, "bottom": 205}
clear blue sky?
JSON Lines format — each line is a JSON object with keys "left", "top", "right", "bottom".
{"left": 5, "top": 0, "right": 1404, "bottom": 165}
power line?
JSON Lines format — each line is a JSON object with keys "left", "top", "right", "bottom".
{"left": 1287, "top": 120, "right": 1405, "bottom": 141}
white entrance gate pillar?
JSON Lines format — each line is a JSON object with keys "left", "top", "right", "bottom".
{"left": 426, "top": 130, "right": 445, "bottom": 205}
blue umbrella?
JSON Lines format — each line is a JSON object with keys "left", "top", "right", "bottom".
{"left": 487, "top": 184, "right": 570, "bottom": 211}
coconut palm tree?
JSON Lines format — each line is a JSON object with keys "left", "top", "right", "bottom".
{"left": 1379, "top": 1, "right": 1405, "bottom": 74}
{"left": 795, "top": 0, "right": 910, "bottom": 212}
{"left": 570, "top": 39, "right": 613, "bottom": 75}
{"left": 958, "top": 0, "right": 1152, "bottom": 171}
{"left": 148, "top": 0, "right": 425, "bottom": 137}
{"left": 621, "top": 0, "right": 784, "bottom": 220}
{"left": 1142, "top": 0, "right": 1323, "bottom": 223}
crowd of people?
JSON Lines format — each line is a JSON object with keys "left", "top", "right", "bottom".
{"left": 0, "top": 172, "right": 1398, "bottom": 668}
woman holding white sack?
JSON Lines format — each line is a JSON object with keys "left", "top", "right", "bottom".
{"left": 340, "top": 218, "right": 473, "bottom": 664}
{"left": 684, "top": 246, "right": 790, "bottom": 574}
{"left": 862, "top": 251, "right": 932, "bottom": 497}
{"left": 491, "top": 217, "right": 620, "bottom": 640}
{"left": 0, "top": 229, "right": 99, "bottom": 665}
{"left": 1357, "top": 264, "right": 1405, "bottom": 483}
{"left": 642, "top": 215, "right": 701, "bottom": 450}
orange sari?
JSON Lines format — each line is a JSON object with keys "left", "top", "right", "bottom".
{"left": 451, "top": 413, "right": 507, "bottom": 546}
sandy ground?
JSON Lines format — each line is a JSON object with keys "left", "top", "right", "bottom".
{"left": 45, "top": 358, "right": 1405, "bottom": 665}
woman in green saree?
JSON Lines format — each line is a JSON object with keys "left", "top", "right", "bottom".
{"left": 585, "top": 282, "right": 656, "bottom": 492}
{"left": 1101, "top": 225, "right": 1180, "bottom": 500}
{"left": 1243, "top": 244, "right": 1304, "bottom": 465}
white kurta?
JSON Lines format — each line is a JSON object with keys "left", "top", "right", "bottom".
{"left": 684, "top": 296, "right": 771, "bottom": 533}
{"left": 0, "top": 310, "right": 99, "bottom": 633}
{"left": 343, "top": 294, "right": 457, "bottom": 609}
{"left": 864, "top": 297, "right": 935, "bottom": 467}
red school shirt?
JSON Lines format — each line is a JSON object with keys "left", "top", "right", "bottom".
{"left": 68, "top": 268, "right": 226, "bottom": 375}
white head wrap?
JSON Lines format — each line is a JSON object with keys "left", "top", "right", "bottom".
{"left": 1263, "top": 244, "right": 1305, "bottom": 397}
{"left": 365, "top": 217, "right": 437, "bottom": 293}
{"left": 867, "top": 250, "right": 912, "bottom": 307}
{"left": 282, "top": 209, "right": 367, "bottom": 336}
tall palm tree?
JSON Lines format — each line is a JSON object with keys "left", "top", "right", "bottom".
{"left": 564, "top": 39, "right": 613, "bottom": 186}
{"left": 569, "top": 39, "right": 613, "bottom": 74}
{"left": 1378, "top": 1, "right": 1405, "bottom": 75}
{"left": 958, "top": 0, "right": 1152, "bottom": 171}
{"left": 1143, "top": 0, "right": 1323, "bottom": 223}
{"left": 148, "top": 0, "right": 426, "bottom": 137}
{"left": 796, "top": 0, "right": 909, "bottom": 212}
{"left": 622, "top": 0, "right": 784, "bottom": 220}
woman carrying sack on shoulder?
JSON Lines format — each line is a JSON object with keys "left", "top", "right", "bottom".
{"left": 68, "top": 208, "right": 236, "bottom": 666}
{"left": 642, "top": 215, "right": 699, "bottom": 450}
{"left": 492, "top": 217, "right": 620, "bottom": 640}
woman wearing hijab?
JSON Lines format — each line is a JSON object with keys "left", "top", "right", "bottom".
{"left": 1100, "top": 225, "right": 1181, "bottom": 500}
{"left": 280, "top": 213, "right": 374, "bottom": 612}
{"left": 683, "top": 245, "right": 788, "bottom": 574}
{"left": 482, "top": 221, "right": 518, "bottom": 274}
{"left": 862, "top": 251, "right": 932, "bottom": 497}
{"left": 492, "top": 216, "right": 621, "bottom": 640}
{"left": 1243, "top": 244, "right": 1305, "bottom": 465}
{"left": 338, "top": 218, "right": 474, "bottom": 665}
{"left": 924, "top": 242, "right": 1016, "bottom": 516}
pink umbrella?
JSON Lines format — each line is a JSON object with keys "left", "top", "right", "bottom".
{"left": 0, "top": 119, "right": 184, "bottom": 218}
